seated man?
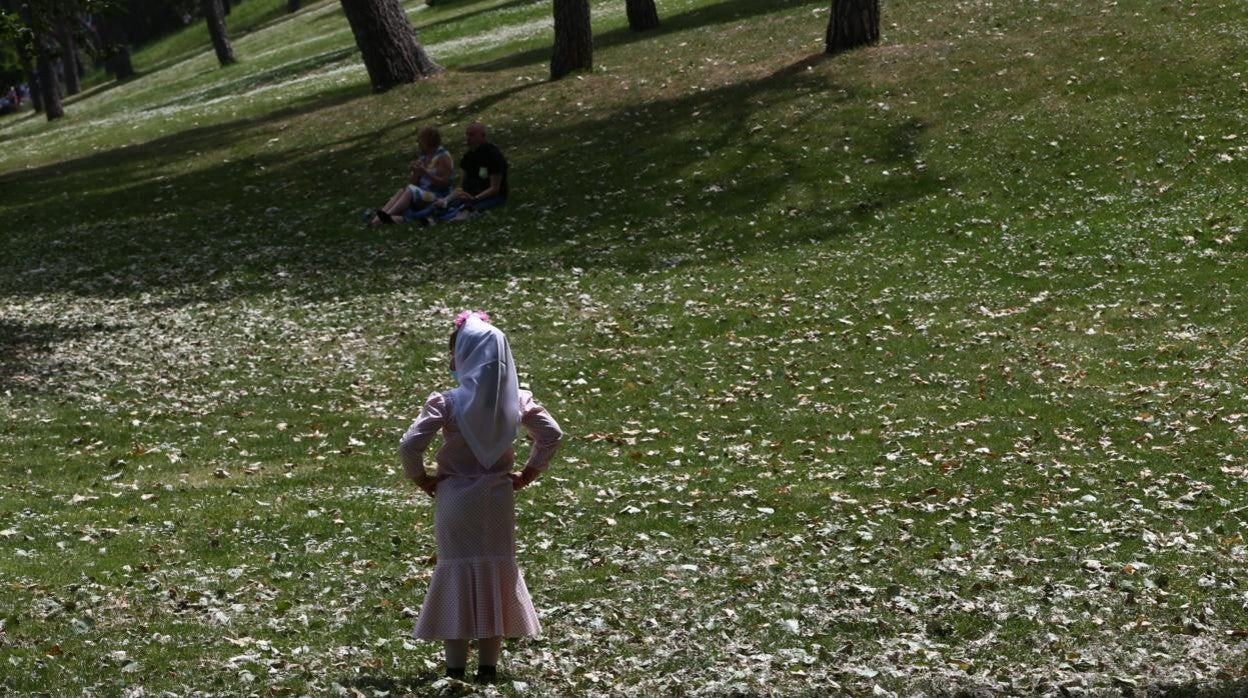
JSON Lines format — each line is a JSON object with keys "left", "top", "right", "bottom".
{"left": 410, "top": 122, "right": 508, "bottom": 225}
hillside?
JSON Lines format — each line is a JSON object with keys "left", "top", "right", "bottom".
{"left": 2, "top": 0, "right": 1248, "bottom": 695}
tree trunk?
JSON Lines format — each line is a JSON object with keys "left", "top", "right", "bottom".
{"left": 825, "top": 0, "right": 879, "bottom": 54}
{"left": 28, "top": 69, "right": 43, "bottom": 112}
{"left": 625, "top": 0, "right": 659, "bottom": 32}
{"left": 203, "top": 0, "right": 237, "bottom": 66}
{"left": 35, "top": 36, "right": 65, "bottom": 120}
{"left": 59, "top": 18, "right": 82, "bottom": 96}
{"left": 287, "top": 0, "right": 300, "bottom": 12}
{"left": 550, "top": 0, "right": 591, "bottom": 80}
{"left": 339, "top": 0, "right": 442, "bottom": 93}
{"left": 11, "top": 22, "right": 41, "bottom": 110}
{"left": 98, "top": 14, "right": 136, "bottom": 79}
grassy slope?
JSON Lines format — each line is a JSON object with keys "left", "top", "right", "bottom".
{"left": 2, "top": 0, "right": 1248, "bottom": 695}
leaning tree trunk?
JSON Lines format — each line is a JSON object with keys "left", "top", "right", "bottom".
{"left": 58, "top": 18, "right": 82, "bottom": 96}
{"left": 35, "top": 36, "right": 65, "bottom": 120}
{"left": 339, "top": 0, "right": 441, "bottom": 93}
{"left": 625, "top": 0, "right": 659, "bottom": 32}
{"left": 203, "top": 0, "right": 237, "bottom": 66}
{"left": 825, "top": 0, "right": 879, "bottom": 54}
{"left": 550, "top": 0, "right": 591, "bottom": 80}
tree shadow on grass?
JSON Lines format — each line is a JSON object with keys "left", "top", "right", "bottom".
{"left": 0, "top": 319, "right": 123, "bottom": 392}
{"left": 62, "top": 74, "right": 137, "bottom": 110}
{"left": 141, "top": 46, "right": 358, "bottom": 112}
{"left": 0, "top": 52, "right": 946, "bottom": 310}
{"left": 461, "top": 0, "right": 821, "bottom": 73}
{"left": 415, "top": 0, "right": 543, "bottom": 35}
{"left": 1153, "top": 679, "right": 1248, "bottom": 698}
{"left": 0, "top": 79, "right": 370, "bottom": 218}
{"left": 335, "top": 671, "right": 444, "bottom": 694}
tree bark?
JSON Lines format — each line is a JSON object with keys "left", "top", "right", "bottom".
{"left": 96, "top": 14, "right": 136, "bottom": 80}
{"left": 550, "top": 0, "right": 591, "bottom": 80}
{"left": 59, "top": 17, "right": 82, "bottom": 96}
{"left": 35, "top": 36, "right": 64, "bottom": 120}
{"left": 28, "top": 69, "right": 43, "bottom": 112}
{"left": 825, "top": 0, "right": 879, "bottom": 54}
{"left": 339, "top": 0, "right": 442, "bottom": 93}
{"left": 203, "top": 0, "right": 237, "bottom": 66}
{"left": 625, "top": 0, "right": 659, "bottom": 32}
{"left": 11, "top": 22, "right": 41, "bottom": 110}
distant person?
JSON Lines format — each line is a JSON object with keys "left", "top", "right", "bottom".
{"left": 400, "top": 311, "right": 563, "bottom": 683}
{"left": 407, "top": 122, "right": 508, "bottom": 226}
{"left": 371, "top": 126, "right": 454, "bottom": 225}
{"left": 0, "top": 86, "right": 17, "bottom": 115}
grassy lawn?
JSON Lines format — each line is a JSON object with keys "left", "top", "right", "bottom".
{"left": 3, "top": 0, "right": 1248, "bottom": 695}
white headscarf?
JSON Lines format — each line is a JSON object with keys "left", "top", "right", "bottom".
{"left": 447, "top": 315, "right": 520, "bottom": 468}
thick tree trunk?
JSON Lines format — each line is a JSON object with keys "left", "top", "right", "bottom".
{"left": 339, "top": 0, "right": 442, "bottom": 93}
{"left": 625, "top": 0, "right": 659, "bottom": 32}
{"left": 106, "top": 43, "right": 136, "bottom": 78}
{"left": 98, "top": 14, "right": 136, "bottom": 79}
{"left": 203, "top": 0, "right": 237, "bottom": 66}
{"left": 550, "top": 0, "right": 591, "bottom": 80}
{"left": 287, "top": 0, "right": 300, "bottom": 12}
{"left": 35, "top": 36, "right": 65, "bottom": 120}
{"left": 825, "top": 0, "right": 879, "bottom": 54}
{"left": 59, "top": 18, "right": 82, "bottom": 96}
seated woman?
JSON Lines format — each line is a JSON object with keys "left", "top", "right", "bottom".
{"left": 408, "top": 122, "right": 509, "bottom": 226}
{"left": 372, "top": 126, "right": 453, "bottom": 225}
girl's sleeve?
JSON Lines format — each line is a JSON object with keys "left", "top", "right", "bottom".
{"left": 399, "top": 392, "right": 446, "bottom": 481}
{"left": 520, "top": 391, "right": 563, "bottom": 473}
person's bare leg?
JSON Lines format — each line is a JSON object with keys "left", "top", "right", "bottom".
{"left": 382, "top": 188, "right": 414, "bottom": 216}
{"left": 372, "top": 187, "right": 411, "bottom": 224}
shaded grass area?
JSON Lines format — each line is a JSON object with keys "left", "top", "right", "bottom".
{"left": 0, "top": 55, "right": 935, "bottom": 303}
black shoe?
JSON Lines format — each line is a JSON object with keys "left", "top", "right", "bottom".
{"left": 446, "top": 666, "right": 465, "bottom": 680}
{"left": 474, "top": 665, "right": 497, "bottom": 684}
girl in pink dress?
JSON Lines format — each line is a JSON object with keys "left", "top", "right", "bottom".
{"left": 399, "top": 311, "right": 563, "bottom": 683}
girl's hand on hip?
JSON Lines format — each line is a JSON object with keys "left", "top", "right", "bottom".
{"left": 418, "top": 474, "right": 446, "bottom": 498}
{"left": 509, "top": 468, "right": 538, "bottom": 490}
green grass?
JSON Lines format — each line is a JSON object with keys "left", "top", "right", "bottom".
{"left": 3, "top": 0, "right": 1248, "bottom": 695}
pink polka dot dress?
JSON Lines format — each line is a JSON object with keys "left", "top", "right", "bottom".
{"left": 400, "top": 389, "right": 563, "bottom": 640}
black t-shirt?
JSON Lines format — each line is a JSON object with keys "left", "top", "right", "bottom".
{"left": 459, "top": 142, "right": 509, "bottom": 199}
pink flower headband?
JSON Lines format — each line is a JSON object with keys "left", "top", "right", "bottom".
{"left": 454, "top": 310, "right": 491, "bottom": 329}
